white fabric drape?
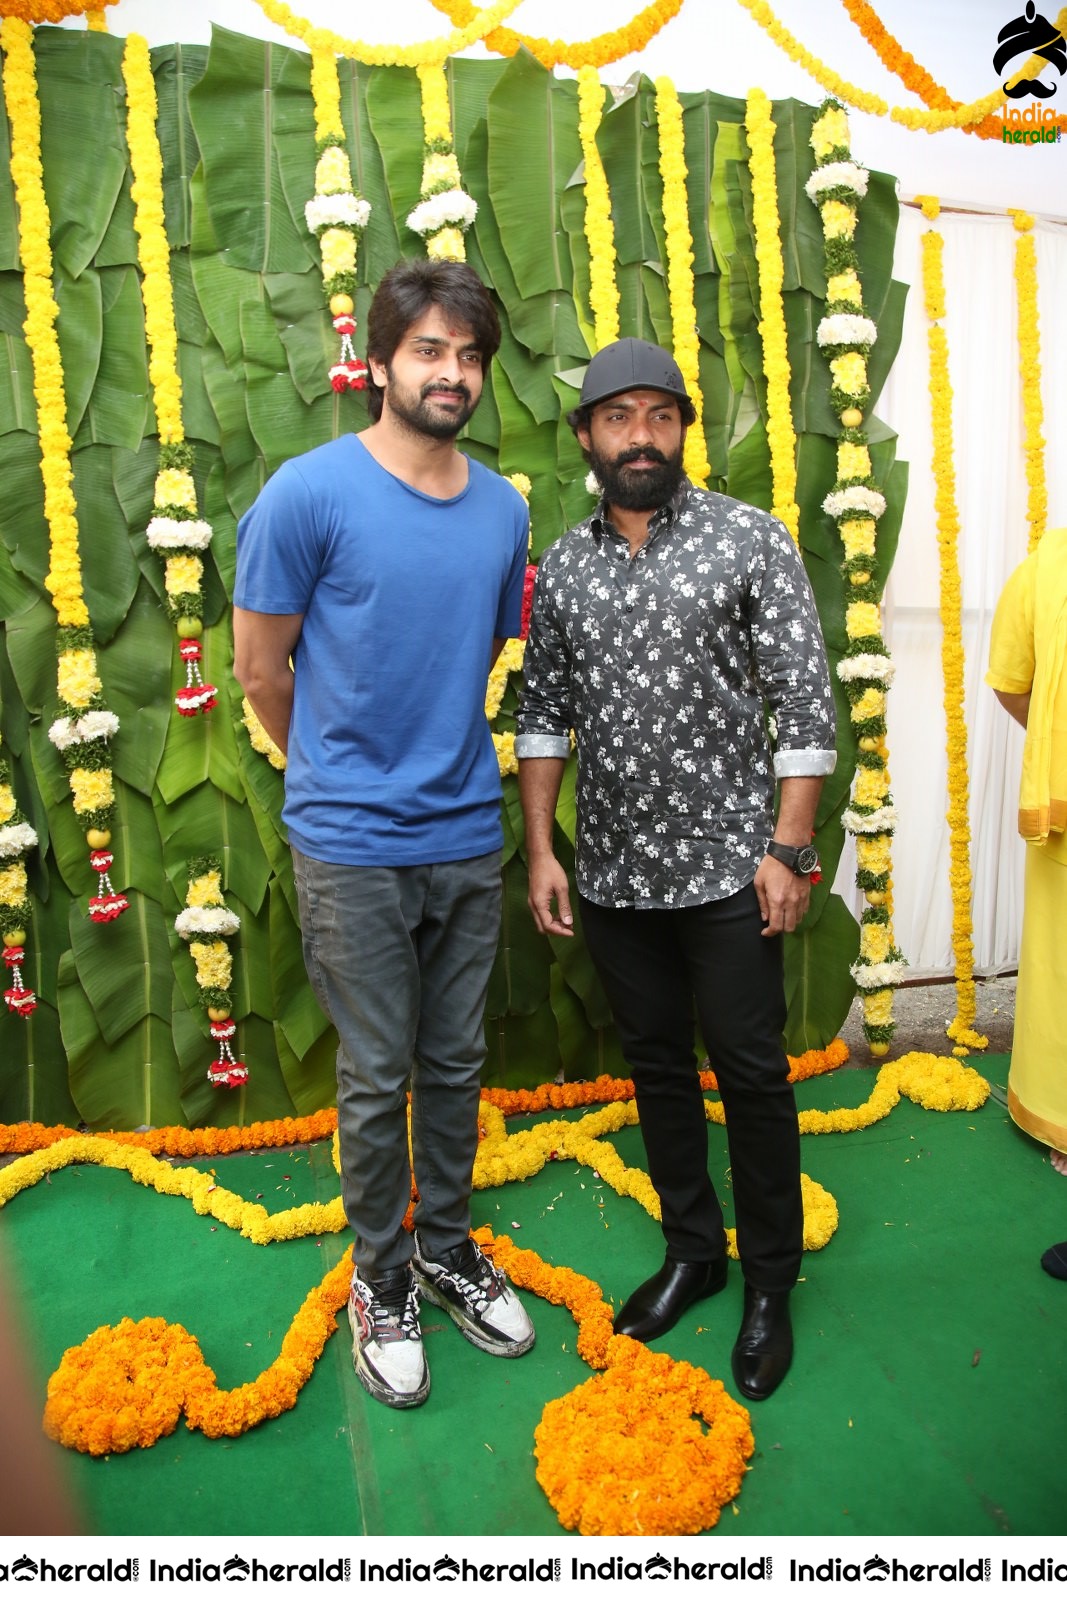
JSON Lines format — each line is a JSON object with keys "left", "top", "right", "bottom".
{"left": 832, "top": 207, "right": 1067, "bottom": 977}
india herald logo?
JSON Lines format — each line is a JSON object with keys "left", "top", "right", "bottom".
{"left": 995, "top": 2, "right": 1067, "bottom": 97}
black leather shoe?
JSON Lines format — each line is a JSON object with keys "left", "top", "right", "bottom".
{"left": 731, "top": 1286, "right": 793, "bottom": 1400}
{"left": 613, "top": 1256, "right": 728, "bottom": 1342}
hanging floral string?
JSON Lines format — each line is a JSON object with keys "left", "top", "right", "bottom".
{"left": 252, "top": 0, "right": 525, "bottom": 65}
{"left": 0, "top": 735, "right": 37, "bottom": 1019}
{"left": 838, "top": 0, "right": 1067, "bottom": 139}
{"left": 122, "top": 33, "right": 217, "bottom": 717}
{"left": 307, "top": 46, "right": 370, "bottom": 392}
{"left": 0, "top": 1038, "right": 851, "bottom": 1158}
{"left": 806, "top": 98, "right": 902, "bottom": 1054}
{"left": 735, "top": 0, "right": 1030, "bottom": 131}
{"left": 426, "top": 0, "right": 686, "bottom": 70}
{"left": 487, "top": 474, "right": 535, "bottom": 779}
{"left": 175, "top": 856, "right": 247, "bottom": 1089}
{"left": 577, "top": 66, "right": 621, "bottom": 351}
{"left": 654, "top": 74, "right": 710, "bottom": 487}
{"left": 1010, "top": 211, "right": 1048, "bottom": 554}
{"left": 407, "top": 63, "right": 477, "bottom": 261}
{"left": 2, "top": 17, "right": 128, "bottom": 924}
{"left": 917, "top": 196, "right": 987, "bottom": 1057}
{"left": 744, "top": 88, "right": 799, "bottom": 544}
{"left": 1, "top": 1, "right": 116, "bottom": 19}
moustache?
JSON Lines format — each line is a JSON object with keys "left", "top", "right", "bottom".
{"left": 422, "top": 382, "right": 471, "bottom": 401}
{"left": 615, "top": 446, "right": 671, "bottom": 467}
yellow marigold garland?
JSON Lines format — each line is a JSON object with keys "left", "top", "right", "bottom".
{"left": 839, "top": 0, "right": 1067, "bottom": 139}
{"left": 806, "top": 99, "right": 902, "bottom": 1053}
{"left": 1010, "top": 212, "right": 1048, "bottom": 554}
{"left": 920, "top": 202, "right": 987, "bottom": 1056}
{"left": 407, "top": 63, "right": 478, "bottom": 261}
{"left": 2, "top": 17, "right": 128, "bottom": 922}
{"left": 252, "top": 0, "right": 524, "bottom": 66}
{"left": 122, "top": 33, "right": 218, "bottom": 716}
{"left": 744, "top": 88, "right": 799, "bottom": 543}
{"left": 307, "top": 46, "right": 371, "bottom": 393}
{"left": 654, "top": 74, "right": 710, "bottom": 486}
{"left": 736, "top": 0, "right": 1030, "bottom": 130}
{"left": 0, "top": 0, "right": 115, "bottom": 17}
{"left": 577, "top": 66, "right": 620, "bottom": 351}
{"left": 174, "top": 857, "right": 249, "bottom": 1090}
{"left": 0, "top": 734, "right": 38, "bottom": 1019}
{"left": 425, "top": 0, "right": 685, "bottom": 70}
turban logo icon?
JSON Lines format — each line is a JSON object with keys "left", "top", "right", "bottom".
{"left": 995, "top": 1, "right": 1067, "bottom": 97}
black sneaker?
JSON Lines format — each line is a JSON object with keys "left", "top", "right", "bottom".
{"left": 348, "top": 1266, "right": 429, "bottom": 1408}
{"left": 412, "top": 1234, "right": 535, "bottom": 1357}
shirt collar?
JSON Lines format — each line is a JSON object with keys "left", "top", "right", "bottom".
{"left": 591, "top": 476, "right": 693, "bottom": 546}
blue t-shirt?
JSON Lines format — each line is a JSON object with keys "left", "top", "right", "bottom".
{"left": 234, "top": 435, "right": 529, "bottom": 866}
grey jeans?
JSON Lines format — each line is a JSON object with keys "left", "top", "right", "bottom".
{"left": 292, "top": 846, "right": 502, "bottom": 1279}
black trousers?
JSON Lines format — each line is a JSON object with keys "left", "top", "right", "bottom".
{"left": 580, "top": 885, "right": 803, "bottom": 1292}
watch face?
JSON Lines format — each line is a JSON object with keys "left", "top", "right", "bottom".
{"left": 796, "top": 845, "right": 820, "bottom": 875}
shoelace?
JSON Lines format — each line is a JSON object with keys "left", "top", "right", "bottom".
{"left": 362, "top": 1280, "right": 421, "bottom": 1343}
{"left": 437, "top": 1246, "right": 504, "bottom": 1313}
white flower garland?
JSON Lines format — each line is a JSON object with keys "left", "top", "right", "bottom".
{"left": 817, "top": 313, "right": 878, "bottom": 349}
{"left": 145, "top": 517, "right": 214, "bottom": 552}
{"left": 406, "top": 188, "right": 478, "bottom": 237}
{"left": 48, "top": 711, "right": 121, "bottom": 751}
{"left": 852, "top": 959, "right": 908, "bottom": 990}
{"left": 0, "top": 823, "right": 39, "bottom": 859}
{"left": 174, "top": 906, "right": 242, "bottom": 940}
{"left": 823, "top": 485, "right": 887, "bottom": 519}
{"left": 304, "top": 192, "right": 372, "bottom": 233}
{"left": 842, "top": 803, "right": 899, "bottom": 834}
{"left": 804, "top": 161, "right": 869, "bottom": 200}
{"left": 837, "top": 654, "right": 896, "bottom": 685}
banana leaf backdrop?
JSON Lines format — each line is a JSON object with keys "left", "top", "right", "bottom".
{"left": 0, "top": 25, "right": 908, "bottom": 1130}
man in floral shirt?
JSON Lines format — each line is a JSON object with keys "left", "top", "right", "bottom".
{"left": 516, "top": 338, "right": 836, "bottom": 1401}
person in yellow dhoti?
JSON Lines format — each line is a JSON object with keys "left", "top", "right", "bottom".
{"left": 987, "top": 527, "right": 1067, "bottom": 1278}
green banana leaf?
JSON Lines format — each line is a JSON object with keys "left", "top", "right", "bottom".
{"left": 486, "top": 50, "right": 577, "bottom": 300}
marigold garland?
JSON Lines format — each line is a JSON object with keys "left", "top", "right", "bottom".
{"left": 577, "top": 66, "right": 620, "bottom": 352}
{"left": 654, "top": 74, "right": 710, "bottom": 487}
{"left": 807, "top": 99, "right": 902, "bottom": 1053}
{"left": 176, "top": 857, "right": 249, "bottom": 1090}
{"left": 744, "top": 88, "right": 799, "bottom": 543}
{"left": 839, "top": 0, "right": 1067, "bottom": 140}
{"left": 0, "top": 1040, "right": 850, "bottom": 1156}
{"left": 122, "top": 34, "right": 218, "bottom": 716}
{"left": 736, "top": 0, "right": 1019, "bottom": 131}
{"left": 307, "top": 46, "right": 371, "bottom": 391}
{"left": 0, "top": 0, "right": 115, "bottom": 16}
{"left": 252, "top": 0, "right": 524, "bottom": 66}
{"left": 1011, "top": 212, "right": 1048, "bottom": 555}
{"left": 0, "top": 734, "right": 38, "bottom": 1019}
{"left": 426, "top": 0, "right": 685, "bottom": 70}
{"left": 2, "top": 17, "right": 128, "bottom": 922}
{"left": 407, "top": 62, "right": 478, "bottom": 262}
{"left": 920, "top": 203, "right": 988, "bottom": 1056}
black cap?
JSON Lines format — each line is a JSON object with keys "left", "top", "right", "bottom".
{"left": 579, "top": 337, "right": 689, "bottom": 408}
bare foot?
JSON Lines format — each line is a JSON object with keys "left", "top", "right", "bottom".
{"left": 1050, "top": 1149, "right": 1067, "bottom": 1176}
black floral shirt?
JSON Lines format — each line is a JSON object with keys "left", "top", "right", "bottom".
{"left": 514, "top": 480, "right": 837, "bottom": 909}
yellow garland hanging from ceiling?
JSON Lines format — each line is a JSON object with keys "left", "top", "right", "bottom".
{"left": 654, "top": 74, "right": 710, "bottom": 487}
{"left": 576, "top": 65, "right": 620, "bottom": 350}
{"left": 735, "top": 0, "right": 1034, "bottom": 131}
{"left": 1010, "top": 212, "right": 1048, "bottom": 555}
{"left": 838, "top": 0, "right": 1067, "bottom": 138}
{"left": 918, "top": 199, "right": 988, "bottom": 1057}
{"left": 251, "top": 0, "right": 524, "bottom": 65}
{"left": 744, "top": 87, "right": 799, "bottom": 544}
{"left": 0, "top": 1, "right": 115, "bottom": 18}
{"left": 426, "top": 0, "right": 685, "bottom": 69}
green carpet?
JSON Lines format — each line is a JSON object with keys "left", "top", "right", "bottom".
{"left": 2, "top": 1052, "right": 1065, "bottom": 1537}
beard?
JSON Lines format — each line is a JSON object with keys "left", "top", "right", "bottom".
{"left": 588, "top": 441, "right": 686, "bottom": 511}
{"left": 384, "top": 370, "right": 477, "bottom": 440}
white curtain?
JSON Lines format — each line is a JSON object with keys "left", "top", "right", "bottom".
{"left": 832, "top": 206, "right": 1067, "bottom": 977}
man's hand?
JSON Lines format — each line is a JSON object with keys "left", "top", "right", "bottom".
{"left": 753, "top": 854, "right": 813, "bottom": 937}
{"left": 527, "top": 853, "right": 574, "bottom": 937}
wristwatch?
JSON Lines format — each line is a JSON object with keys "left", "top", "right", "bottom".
{"left": 765, "top": 840, "right": 820, "bottom": 876}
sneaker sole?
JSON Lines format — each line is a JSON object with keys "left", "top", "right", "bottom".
{"left": 414, "top": 1272, "right": 536, "bottom": 1359}
{"left": 348, "top": 1302, "right": 430, "bottom": 1409}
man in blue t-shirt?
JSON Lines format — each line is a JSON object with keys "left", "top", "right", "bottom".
{"left": 234, "top": 260, "right": 535, "bottom": 1410}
